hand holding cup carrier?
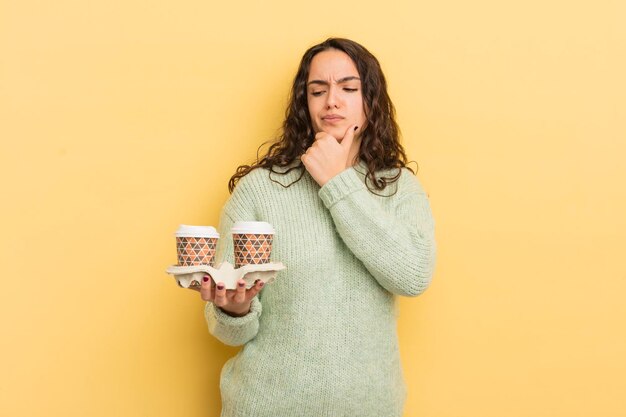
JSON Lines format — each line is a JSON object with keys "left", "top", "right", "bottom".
{"left": 169, "top": 222, "right": 283, "bottom": 317}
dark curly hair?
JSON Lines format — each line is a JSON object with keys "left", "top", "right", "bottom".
{"left": 228, "top": 37, "right": 417, "bottom": 195}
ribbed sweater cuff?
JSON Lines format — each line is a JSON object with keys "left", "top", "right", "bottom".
{"left": 205, "top": 296, "right": 262, "bottom": 326}
{"left": 318, "top": 168, "right": 365, "bottom": 208}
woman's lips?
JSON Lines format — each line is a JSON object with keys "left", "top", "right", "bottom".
{"left": 322, "top": 116, "right": 344, "bottom": 124}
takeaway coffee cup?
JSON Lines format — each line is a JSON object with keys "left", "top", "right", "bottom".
{"left": 231, "top": 221, "right": 275, "bottom": 268}
{"left": 175, "top": 225, "right": 220, "bottom": 267}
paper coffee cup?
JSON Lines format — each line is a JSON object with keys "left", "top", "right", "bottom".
{"left": 175, "top": 225, "right": 220, "bottom": 268}
{"left": 231, "top": 221, "right": 275, "bottom": 268}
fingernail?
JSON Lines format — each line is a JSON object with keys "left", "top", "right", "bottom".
{"left": 217, "top": 284, "right": 224, "bottom": 290}
{"left": 238, "top": 282, "right": 245, "bottom": 287}
{"left": 203, "top": 276, "right": 209, "bottom": 282}
{"left": 259, "top": 281, "right": 265, "bottom": 287}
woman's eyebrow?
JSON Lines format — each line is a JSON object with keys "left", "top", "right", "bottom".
{"left": 307, "top": 76, "right": 361, "bottom": 86}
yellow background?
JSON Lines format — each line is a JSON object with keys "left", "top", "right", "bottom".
{"left": 1, "top": 0, "right": 625, "bottom": 416}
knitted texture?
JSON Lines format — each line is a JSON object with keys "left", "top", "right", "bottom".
{"left": 205, "top": 160, "right": 436, "bottom": 417}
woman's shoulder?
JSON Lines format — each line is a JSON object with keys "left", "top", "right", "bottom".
{"left": 231, "top": 161, "right": 302, "bottom": 193}
{"left": 223, "top": 166, "right": 271, "bottom": 219}
{"left": 230, "top": 166, "right": 266, "bottom": 196}
{"left": 397, "top": 166, "right": 427, "bottom": 195}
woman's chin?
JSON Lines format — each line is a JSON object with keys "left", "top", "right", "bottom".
{"left": 328, "top": 128, "right": 346, "bottom": 141}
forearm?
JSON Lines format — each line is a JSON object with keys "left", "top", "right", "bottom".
{"left": 205, "top": 297, "right": 262, "bottom": 346}
{"left": 207, "top": 187, "right": 263, "bottom": 345}
{"left": 319, "top": 168, "right": 436, "bottom": 296}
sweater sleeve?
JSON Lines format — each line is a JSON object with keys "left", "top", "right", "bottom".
{"left": 204, "top": 177, "right": 263, "bottom": 346}
{"left": 318, "top": 167, "right": 436, "bottom": 297}
{"left": 205, "top": 296, "right": 262, "bottom": 346}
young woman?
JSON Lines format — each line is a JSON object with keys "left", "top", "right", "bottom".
{"left": 196, "top": 37, "right": 436, "bottom": 417}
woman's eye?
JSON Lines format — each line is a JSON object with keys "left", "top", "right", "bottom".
{"left": 310, "top": 91, "right": 324, "bottom": 96}
{"left": 344, "top": 88, "right": 358, "bottom": 92}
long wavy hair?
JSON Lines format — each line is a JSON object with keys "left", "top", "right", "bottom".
{"left": 228, "top": 37, "right": 417, "bottom": 195}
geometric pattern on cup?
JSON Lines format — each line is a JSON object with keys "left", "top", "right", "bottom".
{"left": 176, "top": 236, "right": 217, "bottom": 266}
{"left": 233, "top": 233, "right": 273, "bottom": 268}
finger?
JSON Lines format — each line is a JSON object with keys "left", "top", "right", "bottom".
{"left": 301, "top": 148, "right": 318, "bottom": 167}
{"left": 246, "top": 280, "right": 265, "bottom": 300}
{"left": 200, "top": 274, "right": 213, "bottom": 301}
{"left": 213, "top": 282, "right": 227, "bottom": 307}
{"left": 316, "top": 131, "right": 343, "bottom": 145}
{"left": 341, "top": 124, "right": 358, "bottom": 149}
{"left": 233, "top": 280, "right": 246, "bottom": 303}
{"left": 315, "top": 131, "right": 329, "bottom": 140}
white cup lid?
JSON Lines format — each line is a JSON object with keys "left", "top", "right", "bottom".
{"left": 175, "top": 225, "right": 220, "bottom": 238}
{"left": 231, "top": 221, "right": 275, "bottom": 235}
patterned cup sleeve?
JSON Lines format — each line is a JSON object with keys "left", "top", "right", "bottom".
{"left": 176, "top": 236, "right": 218, "bottom": 266}
{"left": 233, "top": 233, "right": 273, "bottom": 268}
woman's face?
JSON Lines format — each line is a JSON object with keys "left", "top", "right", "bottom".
{"left": 307, "top": 49, "right": 367, "bottom": 142}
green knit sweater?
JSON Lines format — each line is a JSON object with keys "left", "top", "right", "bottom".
{"left": 205, "top": 159, "right": 436, "bottom": 417}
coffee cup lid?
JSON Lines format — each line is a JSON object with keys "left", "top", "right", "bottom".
{"left": 175, "top": 225, "right": 220, "bottom": 238}
{"left": 231, "top": 221, "right": 275, "bottom": 235}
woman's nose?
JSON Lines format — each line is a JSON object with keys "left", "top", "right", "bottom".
{"left": 325, "top": 87, "right": 340, "bottom": 108}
